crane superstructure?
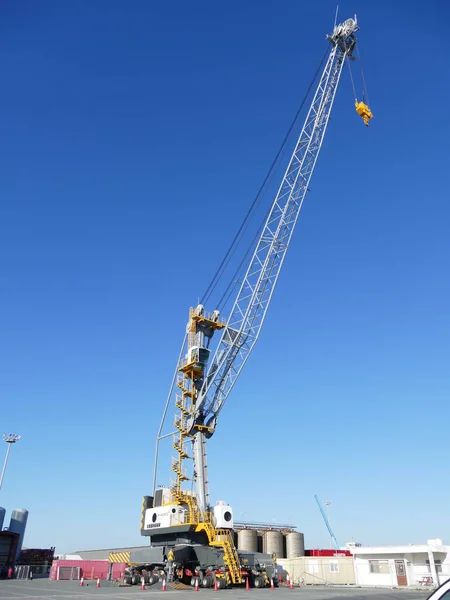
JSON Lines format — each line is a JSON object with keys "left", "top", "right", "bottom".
{"left": 138, "top": 15, "right": 372, "bottom": 589}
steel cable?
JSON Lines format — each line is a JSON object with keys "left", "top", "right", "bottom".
{"left": 200, "top": 46, "right": 330, "bottom": 309}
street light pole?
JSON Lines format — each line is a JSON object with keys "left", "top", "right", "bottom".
{"left": 0, "top": 433, "right": 21, "bottom": 493}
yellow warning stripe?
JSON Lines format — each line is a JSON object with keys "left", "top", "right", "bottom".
{"left": 168, "top": 582, "right": 191, "bottom": 590}
{"left": 109, "top": 552, "right": 130, "bottom": 563}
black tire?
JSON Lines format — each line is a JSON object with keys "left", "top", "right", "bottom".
{"left": 131, "top": 574, "right": 140, "bottom": 585}
{"left": 218, "top": 577, "right": 227, "bottom": 589}
{"left": 124, "top": 575, "right": 132, "bottom": 585}
{"left": 254, "top": 576, "right": 265, "bottom": 588}
{"left": 190, "top": 577, "right": 196, "bottom": 587}
{"left": 201, "top": 576, "right": 210, "bottom": 588}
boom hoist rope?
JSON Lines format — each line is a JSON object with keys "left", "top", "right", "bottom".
{"left": 203, "top": 38, "right": 373, "bottom": 314}
{"left": 200, "top": 48, "right": 330, "bottom": 309}
{"left": 219, "top": 40, "right": 374, "bottom": 312}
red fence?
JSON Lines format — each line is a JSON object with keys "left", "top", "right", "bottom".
{"left": 50, "top": 560, "right": 128, "bottom": 580}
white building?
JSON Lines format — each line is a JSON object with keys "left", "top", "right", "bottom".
{"left": 278, "top": 556, "right": 355, "bottom": 586}
{"left": 352, "top": 539, "right": 450, "bottom": 587}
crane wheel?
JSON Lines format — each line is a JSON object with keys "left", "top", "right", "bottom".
{"left": 254, "top": 576, "right": 265, "bottom": 588}
{"left": 218, "top": 577, "right": 227, "bottom": 589}
{"left": 131, "top": 575, "right": 140, "bottom": 585}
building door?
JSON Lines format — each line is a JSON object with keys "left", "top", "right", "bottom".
{"left": 395, "top": 560, "right": 407, "bottom": 586}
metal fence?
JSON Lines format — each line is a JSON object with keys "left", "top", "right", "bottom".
{"left": 14, "top": 566, "right": 30, "bottom": 579}
{"left": 57, "top": 566, "right": 81, "bottom": 580}
{"left": 14, "top": 564, "right": 51, "bottom": 579}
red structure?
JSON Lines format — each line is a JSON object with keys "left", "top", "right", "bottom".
{"left": 305, "top": 548, "right": 352, "bottom": 557}
{"left": 49, "top": 560, "right": 128, "bottom": 581}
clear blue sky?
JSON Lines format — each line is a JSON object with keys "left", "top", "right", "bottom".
{"left": 1, "top": 0, "right": 449, "bottom": 554}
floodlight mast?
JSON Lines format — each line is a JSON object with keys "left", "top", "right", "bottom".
{"left": 0, "top": 433, "right": 21, "bottom": 493}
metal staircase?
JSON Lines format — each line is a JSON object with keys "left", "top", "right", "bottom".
{"left": 196, "top": 515, "right": 242, "bottom": 584}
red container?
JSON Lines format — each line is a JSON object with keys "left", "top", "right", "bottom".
{"left": 111, "top": 563, "right": 129, "bottom": 579}
{"left": 305, "top": 549, "right": 352, "bottom": 557}
{"left": 50, "top": 560, "right": 110, "bottom": 580}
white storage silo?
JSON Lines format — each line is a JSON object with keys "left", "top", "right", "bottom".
{"left": 238, "top": 529, "right": 258, "bottom": 552}
{"left": 263, "top": 531, "right": 284, "bottom": 558}
{"left": 286, "top": 532, "right": 305, "bottom": 558}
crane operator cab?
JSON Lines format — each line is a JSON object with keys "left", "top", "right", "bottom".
{"left": 187, "top": 346, "right": 210, "bottom": 370}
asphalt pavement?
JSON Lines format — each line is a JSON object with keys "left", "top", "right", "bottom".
{"left": 0, "top": 579, "right": 432, "bottom": 600}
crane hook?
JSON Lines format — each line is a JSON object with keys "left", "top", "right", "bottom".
{"left": 355, "top": 100, "right": 373, "bottom": 127}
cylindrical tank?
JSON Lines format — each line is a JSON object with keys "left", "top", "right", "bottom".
{"left": 9, "top": 509, "right": 28, "bottom": 560}
{"left": 0, "top": 507, "right": 5, "bottom": 531}
{"left": 263, "top": 531, "right": 284, "bottom": 558}
{"left": 238, "top": 529, "right": 257, "bottom": 552}
{"left": 286, "top": 532, "right": 305, "bottom": 559}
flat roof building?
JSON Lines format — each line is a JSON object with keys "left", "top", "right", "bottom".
{"left": 352, "top": 538, "right": 450, "bottom": 587}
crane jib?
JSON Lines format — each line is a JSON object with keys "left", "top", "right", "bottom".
{"left": 195, "top": 25, "right": 357, "bottom": 425}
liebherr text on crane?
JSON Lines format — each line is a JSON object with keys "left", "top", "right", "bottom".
{"left": 123, "top": 15, "right": 372, "bottom": 589}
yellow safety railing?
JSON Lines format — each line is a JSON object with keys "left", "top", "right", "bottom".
{"left": 194, "top": 512, "right": 242, "bottom": 584}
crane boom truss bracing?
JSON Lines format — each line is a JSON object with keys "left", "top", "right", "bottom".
{"left": 153, "top": 17, "right": 360, "bottom": 517}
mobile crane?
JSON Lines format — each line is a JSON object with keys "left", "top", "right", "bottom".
{"left": 127, "top": 15, "right": 372, "bottom": 588}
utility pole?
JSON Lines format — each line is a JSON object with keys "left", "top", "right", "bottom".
{"left": 0, "top": 433, "right": 21, "bottom": 493}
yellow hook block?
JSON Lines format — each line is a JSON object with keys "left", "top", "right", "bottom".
{"left": 355, "top": 101, "right": 373, "bottom": 127}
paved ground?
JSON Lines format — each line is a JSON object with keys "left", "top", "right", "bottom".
{"left": 0, "top": 580, "right": 433, "bottom": 600}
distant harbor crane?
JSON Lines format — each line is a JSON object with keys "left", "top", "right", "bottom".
{"left": 314, "top": 494, "right": 339, "bottom": 550}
